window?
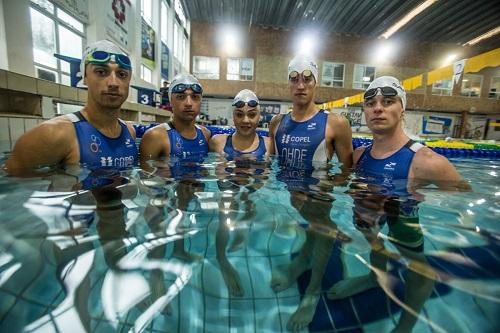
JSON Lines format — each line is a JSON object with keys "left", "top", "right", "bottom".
{"left": 160, "top": 1, "right": 168, "bottom": 45}
{"left": 488, "top": 77, "right": 500, "bottom": 99}
{"left": 30, "top": 0, "right": 84, "bottom": 85}
{"left": 432, "top": 79, "right": 453, "bottom": 96}
{"left": 141, "top": 64, "right": 152, "bottom": 83}
{"left": 181, "top": 35, "right": 187, "bottom": 68}
{"left": 321, "top": 62, "right": 344, "bottom": 87}
{"left": 141, "top": 0, "right": 152, "bottom": 26}
{"left": 173, "top": 23, "right": 179, "bottom": 59}
{"left": 353, "top": 64, "right": 376, "bottom": 89}
{"left": 174, "top": 0, "right": 187, "bottom": 29}
{"left": 227, "top": 58, "right": 254, "bottom": 81}
{"left": 460, "top": 74, "right": 482, "bottom": 97}
{"left": 193, "top": 56, "right": 219, "bottom": 79}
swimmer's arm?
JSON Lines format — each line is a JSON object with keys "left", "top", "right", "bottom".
{"left": 330, "top": 114, "right": 353, "bottom": 169}
{"left": 325, "top": 115, "right": 353, "bottom": 187}
{"left": 199, "top": 125, "right": 212, "bottom": 142}
{"left": 125, "top": 122, "right": 137, "bottom": 140}
{"left": 139, "top": 126, "right": 169, "bottom": 165}
{"left": 209, "top": 134, "right": 227, "bottom": 154}
{"left": 4, "top": 120, "right": 75, "bottom": 176}
{"left": 353, "top": 146, "right": 366, "bottom": 167}
{"left": 410, "top": 148, "right": 471, "bottom": 191}
{"left": 268, "top": 114, "right": 282, "bottom": 155}
{"left": 263, "top": 136, "right": 272, "bottom": 156}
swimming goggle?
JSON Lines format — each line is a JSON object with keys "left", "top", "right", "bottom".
{"left": 232, "top": 100, "right": 259, "bottom": 108}
{"left": 86, "top": 51, "right": 132, "bottom": 70}
{"left": 363, "top": 86, "right": 398, "bottom": 100}
{"left": 171, "top": 83, "right": 203, "bottom": 94}
{"left": 289, "top": 69, "right": 314, "bottom": 82}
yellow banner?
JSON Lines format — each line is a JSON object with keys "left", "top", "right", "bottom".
{"left": 427, "top": 65, "right": 453, "bottom": 85}
{"left": 402, "top": 74, "right": 423, "bottom": 91}
{"left": 464, "top": 48, "right": 500, "bottom": 73}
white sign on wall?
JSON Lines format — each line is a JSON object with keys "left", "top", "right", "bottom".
{"left": 105, "top": 0, "right": 133, "bottom": 50}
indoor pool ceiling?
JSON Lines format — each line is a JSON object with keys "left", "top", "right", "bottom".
{"left": 179, "top": 0, "right": 500, "bottom": 48}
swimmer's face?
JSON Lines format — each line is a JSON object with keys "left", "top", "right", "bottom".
{"left": 171, "top": 88, "right": 202, "bottom": 122}
{"left": 288, "top": 70, "right": 316, "bottom": 107}
{"left": 363, "top": 95, "right": 404, "bottom": 134}
{"left": 85, "top": 62, "right": 131, "bottom": 109}
{"left": 233, "top": 104, "right": 260, "bottom": 136}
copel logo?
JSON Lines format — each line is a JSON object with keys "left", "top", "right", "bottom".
{"left": 100, "top": 156, "right": 135, "bottom": 167}
{"left": 281, "top": 135, "right": 311, "bottom": 144}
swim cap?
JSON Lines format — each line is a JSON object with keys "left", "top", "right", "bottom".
{"left": 287, "top": 55, "right": 319, "bottom": 82}
{"left": 168, "top": 73, "right": 203, "bottom": 101}
{"left": 78, "top": 40, "right": 130, "bottom": 86}
{"left": 366, "top": 76, "right": 406, "bottom": 110}
{"left": 232, "top": 89, "right": 259, "bottom": 106}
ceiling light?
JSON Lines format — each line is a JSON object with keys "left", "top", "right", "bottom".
{"left": 373, "top": 40, "right": 397, "bottom": 63}
{"left": 463, "top": 26, "right": 500, "bottom": 46}
{"left": 295, "top": 31, "right": 318, "bottom": 57}
{"left": 362, "top": 76, "right": 371, "bottom": 82}
{"left": 380, "top": 0, "right": 439, "bottom": 39}
{"left": 442, "top": 53, "right": 457, "bottom": 66}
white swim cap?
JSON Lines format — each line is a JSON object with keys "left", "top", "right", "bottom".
{"left": 169, "top": 73, "right": 203, "bottom": 101}
{"left": 232, "top": 89, "right": 260, "bottom": 108}
{"left": 366, "top": 76, "right": 406, "bottom": 110}
{"left": 79, "top": 40, "right": 130, "bottom": 86}
{"left": 287, "top": 55, "right": 318, "bottom": 83}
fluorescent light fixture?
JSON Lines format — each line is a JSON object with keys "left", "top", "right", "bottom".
{"left": 463, "top": 26, "right": 500, "bottom": 46}
{"left": 380, "top": 0, "right": 439, "bottom": 39}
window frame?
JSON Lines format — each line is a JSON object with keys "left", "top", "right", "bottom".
{"left": 352, "top": 64, "right": 376, "bottom": 90}
{"left": 226, "top": 57, "right": 254, "bottom": 81}
{"left": 321, "top": 61, "right": 345, "bottom": 88}
{"left": 192, "top": 56, "right": 220, "bottom": 80}
{"left": 30, "top": 0, "right": 85, "bottom": 85}
{"left": 488, "top": 76, "right": 500, "bottom": 99}
{"left": 432, "top": 79, "right": 454, "bottom": 96}
{"left": 460, "top": 74, "right": 483, "bottom": 98}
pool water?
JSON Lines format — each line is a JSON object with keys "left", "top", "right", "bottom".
{"left": 0, "top": 154, "right": 498, "bottom": 333}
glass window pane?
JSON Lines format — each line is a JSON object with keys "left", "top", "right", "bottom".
{"left": 488, "top": 77, "right": 500, "bottom": 99}
{"left": 161, "top": 2, "right": 168, "bottom": 44}
{"left": 30, "top": 8, "right": 57, "bottom": 68}
{"left": 142, "top": 0, "right": 152, "bottom": 25}
{"left": 173, "top": 23, "right": 179, "bottom": 58}
{"left": 31, "top": 0, "right": 54, "bottom": 14}
{"left": 61, "top": 74, "right": 71, "bottom": 86}
{"left": 56, "top": 8, "right": 84, "bottom": 33}
{"left": 58, "top": 25, "right": 83, "bottom": 59}
{"left": 460, "top": 74, "right": 482, "bottom": 97}
{"left": 333, "top": 65, "right": 344, "bottom": 80}
{"left": 141, "top": 64, "right": 152, "bottom": 83}
{"left": 35, "top": 65, "right": 58, "bottom": 82}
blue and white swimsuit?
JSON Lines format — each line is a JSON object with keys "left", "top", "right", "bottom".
{"left": 274, "top": 110, "right": 329, "bottom": 169}
{"left": 274, "top": 110, "right": 330, "bottom": 193}
{"left": 355, "top": 139, "right": 425, "bottom": 251}
{"left": 68, "top": 111, "right": 138, "bottom": 168}
{"left": 223, "top": 134, "right": 267, "bottom": 158}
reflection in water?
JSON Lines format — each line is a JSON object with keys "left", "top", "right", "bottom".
{"left": 0, "top": 155, "right": 499, "bottom": 332}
